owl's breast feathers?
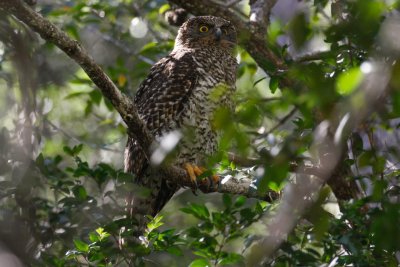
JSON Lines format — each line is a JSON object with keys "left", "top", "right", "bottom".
{"left": 134, "top": 47, "right": 236, "bottom": 138}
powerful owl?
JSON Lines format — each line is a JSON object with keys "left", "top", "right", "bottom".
{"left": 124, "top": 16, "right": 237, "bottom": 223}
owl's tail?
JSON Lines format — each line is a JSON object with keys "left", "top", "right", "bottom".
{"left": 126, "top": 173, "right": 178, "bottom": 233}
{"left": 124, "top": 138, "right": 178, "bottom": 230}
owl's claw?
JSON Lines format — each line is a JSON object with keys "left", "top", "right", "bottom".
{"left": 185, "top": 163, "right": 199, "bottom": 193}
{"left": 184, "top": 163, "right": 219, "bottom": 193}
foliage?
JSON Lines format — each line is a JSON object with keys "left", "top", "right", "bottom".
{"left": 1, "top": 0, "right": 400, "bottom": 266}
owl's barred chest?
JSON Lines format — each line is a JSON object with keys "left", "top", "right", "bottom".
{"left": 177, "top": 50, "right": 237, "bottom": 163}
{"left": 185, "top": 55, "right": 234, "bottom": 122}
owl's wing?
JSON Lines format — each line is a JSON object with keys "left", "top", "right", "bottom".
{"left": 134, "top": 53, "right": 198, "bottom": 135}
{"left": 124, "top": 52, "right": 197, "bottom": 217}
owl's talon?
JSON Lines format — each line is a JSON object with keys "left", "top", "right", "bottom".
{"left": 199, "top": 174, "right": 220, "bottom": 193}
{"left": 185, "top": 163, "right": 198, "bottom": 192}
{"left": 184, "top": 163, "right": 219, "bottom": 193}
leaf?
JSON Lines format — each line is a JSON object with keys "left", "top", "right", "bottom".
{"left": 63, "top": 144, "right": 83, "bottom": 157}
{"left": 73, "top": 239, "right": 89, "bottom": 253}
{"left": 180, "top": 203, "right": 210, "bottom": 220}
{"left": 147, "top": 215, "right": 164, "bottom": 232}
{"left": 189, "top": 258, "right": 210, "bottom": 267}
{"left": 218, "top": 253, "right": 244, "bottom": 265}
{"left": 84, "top": 102, "right": 93, "bottom": 116}
{"left": 95, "top": 227, "right": 110, "bottom": 241}
{"left": 158, "top": 3, "right": 170, "bottom": 14}
{"left": 89, "top": 90, "right": 102, "bottom": 105}
{"left": 88, "top": 232, "right": 99, "bottom": 243}
{"left": 234, "top": 196, "right": 246, "bottom": 208}
{"left": 222, "top": 194, "right": 232, "bottom": 209}
{"left": 166, "top": 246, "right": 182, "bottom": 256}
{"left": 358, "top": 150, "right": 374, "bottom": 167}
{"left": 288, "top": 12, "right": 311, "bottom": 49}
{"left": 72, "top": 185, "right": 87, "bottom": 201}
{"left": 269, "top": 76, "right": 279, "bottom": 94}
{"left": 240, "top": 208, "right": 255, "bottom": 221}
{"left": 64, "top": 91, "right": 87, "bottom": 99}
{"left": 336, "top": 68, "right": 363, "bottom": 95}
{"left": 72, "top": 144, "right": 83, "bottom": 155}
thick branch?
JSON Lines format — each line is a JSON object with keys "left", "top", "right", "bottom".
{"left": 249, "top": 0, "right": 278, "bottom": 28}
{"left": 0, "top": 0, "right": 280, "bottom": 202}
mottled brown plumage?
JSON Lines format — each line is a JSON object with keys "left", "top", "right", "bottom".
{"left": 124, "top": 16, "right": 237, "bottom": 224}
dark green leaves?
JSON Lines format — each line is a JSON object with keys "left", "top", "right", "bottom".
{"left": 181, "top": 196, "right": 268, "bottom": 265}
{"left": 288, "top": 12, "right": 312, "bottom": 49}
{"left": 63, "top": 144, "right": 83, "bottom": 157}
{"left": 181, "top": 203, "right": 210, "bottom": 220}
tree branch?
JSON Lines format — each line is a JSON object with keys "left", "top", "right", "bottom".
{"left": 249, "top": 0, "right": 278, "bottom": 29}
{"left": 0, "top": 0, "right": 280, "bottom": 202}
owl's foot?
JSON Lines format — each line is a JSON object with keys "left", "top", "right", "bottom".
{"left": 184, "top": 163, "right": 219, "bottom": 193}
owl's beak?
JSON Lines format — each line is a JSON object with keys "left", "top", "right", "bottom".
{"left": 215, "top": 28, "right": 222, "bottom": 42}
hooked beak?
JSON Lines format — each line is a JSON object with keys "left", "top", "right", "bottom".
{"left": 215, "top": 27, "right": 222, "bottom": 42}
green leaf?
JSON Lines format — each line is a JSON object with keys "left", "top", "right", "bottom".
{"left": 73, "top": 239, "right": 89, "bottom": 253}
{"left": 269, "top": 76, "right": 279, "bottom": 94}
{"left": 218, "top": 253, "right": 244, "bottom": 265}
{"left": 180, "top": 203, "right": 210, "bottom": 220}
{"left": 95, "top": 227, "right": 110, "bottom": 241}
{"left": 89, "top": 90, "right": 102, "bottom": 105}
{"left": 158, "top": 3, "right": 170, "bottom": 14}
{"left": 222, "top": 194, "right": 232, "bottom": 209}
{"left": 72, "top": 185, "right": 87, "bottom": 201}
{"left": 189, "top": 258, "right": 210, "bottom": 267}
{"left": 358, "top": 150, "right": 374, "bottom": 167}
{"left": 288, "top": 12, "right": 311, "bottom": 49}
{"left": 147, "top": 215, "right": 164, "bottom": 232}
{"left": 63, "top": 144, "right": 83, "bottom": 157}
{"left": 88, "top": 232, "right": 99, "bottom": 243}
{"left": 234, "top": 196, "right": 246, "bottom": 208}
{"left": 64, "top": 91, "right": 87, "bottom": 99}
{"left": 336, "top": 68, "right": 363, "bottom": 95}
{"left": 166, "top": 246, "right": 182, "bottom": 256}
{"left": 240, "top": 208, "right": 255, "bottom": 221}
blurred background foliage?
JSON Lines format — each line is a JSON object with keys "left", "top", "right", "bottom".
{"left": 1, "top": 0, "right": 400, "bottom": 266}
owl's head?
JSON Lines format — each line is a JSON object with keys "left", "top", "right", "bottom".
{"left": 174, "top": 16, "right": 237, "bottom": 51}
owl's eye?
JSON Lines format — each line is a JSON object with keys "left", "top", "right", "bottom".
{"left": 199, "top": 25, "right": 209, "bottom": 32}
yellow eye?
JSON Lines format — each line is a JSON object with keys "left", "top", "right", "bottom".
{"left": 199, "top": 25, "right": 209, "bottom": 32}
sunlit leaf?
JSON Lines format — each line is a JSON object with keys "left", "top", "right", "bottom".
{"left": 73, "top": 239, "right": 89, "bottom": 253}
{"left": 336, "top": 68, "right": 364, "bottom": 95}
{"left": 189, "top": 258, "right": 210, "bottom": 267}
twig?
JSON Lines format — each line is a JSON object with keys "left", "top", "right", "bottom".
{"left": 259, "top": 97, "right": 282, "bottom": 102}
{"left": 263, "top": 107, "right": 297, "bottom": 136}
{"left": 45, "top": 118, "right": 122, "bottom": 153}
{"left": 293, "top": 50, "right": 332, "bottom": 63}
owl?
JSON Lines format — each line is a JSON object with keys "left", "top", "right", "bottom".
{"left": 124, "top": 16, "right": 237, "bottom": 224}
